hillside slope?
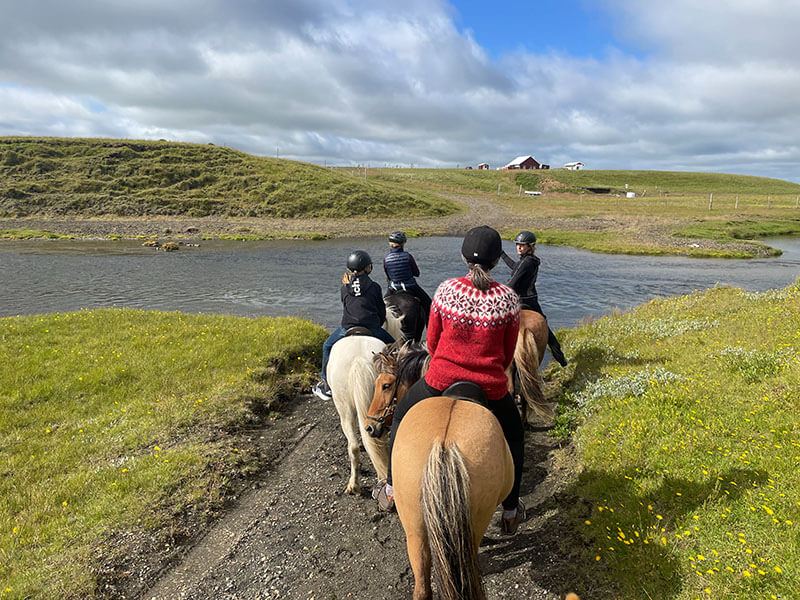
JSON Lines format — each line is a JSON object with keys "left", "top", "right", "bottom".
{"left": 0, "top": 137, "right": 456, "bottom": 218}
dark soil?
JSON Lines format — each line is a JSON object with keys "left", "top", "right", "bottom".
{"left": 101, "top": 392, "right": 584, "bottom": 600}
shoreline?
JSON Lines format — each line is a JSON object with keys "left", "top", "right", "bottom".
{"left": 0, "top": 192, "right": 787, "bottom": 258}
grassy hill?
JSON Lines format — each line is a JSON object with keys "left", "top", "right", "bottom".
{"left": 0, "top": 137, "right": 457, "bottom": 218}
{"left": 516, "top": 169, "right": 800, "bottom": 196}
{"left": 360, "top": 166, "right": 800, "bottom": 198}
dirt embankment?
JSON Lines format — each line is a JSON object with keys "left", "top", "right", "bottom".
{"left": 0, "top": 192, "right": 777, "bottom": 258}
{"left": 111, "top": 392, "right": 583, "bottom": 600}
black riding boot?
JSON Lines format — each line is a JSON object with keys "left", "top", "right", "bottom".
{"left": 547, "top": 328, "right": 568, "bottom": 367}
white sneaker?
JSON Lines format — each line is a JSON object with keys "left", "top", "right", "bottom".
{"left": 312, "top": 380, "right": 332, "bottom": 400}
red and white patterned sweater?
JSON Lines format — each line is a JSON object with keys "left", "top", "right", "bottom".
{"left": 424, "top": 276, "right": 520, "bottom": 400}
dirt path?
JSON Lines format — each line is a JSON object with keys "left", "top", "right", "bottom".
{"left": 139, "top": 393, "right": 578, "bottom": 600}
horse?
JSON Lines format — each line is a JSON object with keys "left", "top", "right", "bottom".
{"left": 384, "top": 291, "right": 426, "bottom": 342}
{"left": 506, "top": 309, "right": 552, "bottom": 425}
{"left": 325, "top": 310, "right": 404, "bottom": 494}
{"left": 365, "top": 344, "right": 514, "bottom": 600}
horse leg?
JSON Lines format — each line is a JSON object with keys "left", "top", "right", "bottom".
{"left": 406, "top": 531, "right": 432, "bottom": 600}
{"left": 334, "top": 399, "right": 362, "bottom": 494}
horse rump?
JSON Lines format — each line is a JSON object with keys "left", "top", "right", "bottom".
{"left": 420, "top": 442, "right": 485, "bottom": 600}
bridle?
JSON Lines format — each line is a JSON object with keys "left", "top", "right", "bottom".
{"left": 365, "top": 373, "right": 401, "bottom": 430}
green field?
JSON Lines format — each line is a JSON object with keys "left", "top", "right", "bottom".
{"left": 0, "top": 309, "right": 326, "bottom": 599}
{"left": 551, "top": 279, "right": 800, "bottom": 599}
{"left": 0, "top": 137, "right": 457, "bottom": 218}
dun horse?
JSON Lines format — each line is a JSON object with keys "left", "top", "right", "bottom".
{"left": 506, "top": 309, "right": 552, "bottom": 424}
{"left": 366, "top": 344, "right": 513, "bottom": 600}
{"left": 326, "top": 310, "right": 404, "bottom": 494}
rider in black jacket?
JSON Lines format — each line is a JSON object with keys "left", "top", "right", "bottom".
{"left": 501, "top": 230, "right": 568, "bottom": 366}
{"left": 312, "top": 250, "right": 395, "bottom": 400}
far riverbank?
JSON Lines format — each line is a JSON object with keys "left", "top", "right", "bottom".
{"left": 0, "top": 190, "right": 787, "bottom": 259}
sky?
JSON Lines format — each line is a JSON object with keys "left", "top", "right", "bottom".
{"left": 1, "top": 1, "right": 800, "bottom": 181}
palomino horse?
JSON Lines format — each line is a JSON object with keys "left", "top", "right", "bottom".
{"left": 326, "top": 311, "right": 404, "bottom": 494}
{"left": 506, "top": 309, "right": 552, "bottom": 424}
{"left": 366, "top": 344, "right": 513, "bottom": 600}
{"left": 384, "top": 291, "right": 426, "bottom": 342}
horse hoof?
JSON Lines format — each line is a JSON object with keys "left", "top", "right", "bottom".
{"left": 345, "top": 484, "right": 360, "bottom": 495}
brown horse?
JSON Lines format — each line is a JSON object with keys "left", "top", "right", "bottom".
{"left": 366, "top": 344, "right": 514, "bottom": 600}
{"left": 506, "top": 309, "right": 552, "bottom": 424}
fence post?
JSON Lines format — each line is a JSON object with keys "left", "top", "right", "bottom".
{"left": 519, "top": 185, "right": 522, "bottom": 196}
{"left": 708, "top": 193, "right": 713, "bottom": 210}
{"left": 796, "top": 196, "right": 799, "bottom": 208}
{"left": 735, "top": 196, "right": 739, "bottom": 209}
{"left": 767, "top": 195, "right": 771, "bottom": 208}
{"left": 497, "top": 184, "right": 501, "bottom": 196}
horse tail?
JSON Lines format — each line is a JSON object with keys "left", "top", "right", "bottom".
{"left": 420, "top": 442, "right": 485, "bottom": 600}
{"left": 349, "top": 355, "right": 389, "bottom": 479}
{"left": 516, "top": 327, "right": 553, "bottom": 421}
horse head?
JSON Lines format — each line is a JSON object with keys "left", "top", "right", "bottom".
{"left": 364, "top": 340, "right": 429, "bottom": 438}
{"left": 364, "top": 343, "right": 400, "bottom": 438}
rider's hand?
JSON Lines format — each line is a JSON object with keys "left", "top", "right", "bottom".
{"left": 342, "top": 271, "right": 353, "bottom": 284}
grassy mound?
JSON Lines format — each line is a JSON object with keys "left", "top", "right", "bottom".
{"left": 551, "top": 279, "right": 800, "bottom": 599}
{"left": 515, "top": 169, "right": 800, "bottom": 196}
{"left": 0, "top": 309, "right": 326, "bottom": 599}
{"left": 0, "top": 137, "right": 457, "bottom": 218}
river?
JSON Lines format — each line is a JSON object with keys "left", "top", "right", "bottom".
{"left": 1, "top": 236, "right": 799, "bottom": 330}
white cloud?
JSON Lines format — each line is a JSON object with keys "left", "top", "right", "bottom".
{"left": 0, "top": 1, "right": 798, "bottom": 180}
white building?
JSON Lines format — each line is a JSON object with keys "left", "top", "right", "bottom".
{"left": 564, "top": 161, "right": 584, "bottom": 170}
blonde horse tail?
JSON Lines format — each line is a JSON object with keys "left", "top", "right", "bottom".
{"left": 383, "top": 302, "right": 405, "bottom": 341}
{"left": 516, "top": 327, "right": 553, "bottom": 421}
{"left": 420, "top": 442, "right": 485, "bottom": 600}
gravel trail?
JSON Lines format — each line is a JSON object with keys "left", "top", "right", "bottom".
{"left": 140, "top": 393, "right": 578, "bottom": 600}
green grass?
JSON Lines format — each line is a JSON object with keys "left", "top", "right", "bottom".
{"left": 0, "top": 137, "right": 457, "bottom": 219}
{"left": 0, "top": 229, "right": 74, "bottom": 240}
{"left": 509, "top": 229, "right": 781, "bottom": 258}
{"left": 550, "top": 280, "right": 800, "bottom": 599}
{"left": 674, "top": 219, "right": 800, "bottom": 242}
{"left": 0, "top": 309, "right": 327, "bottom": 599}
{"left": 516, "top": 169, "right": 800, "bottom": 196}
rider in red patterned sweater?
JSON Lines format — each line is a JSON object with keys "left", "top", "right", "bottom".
{"left": 374, "top": 226, "right": 527, "bottom": 535}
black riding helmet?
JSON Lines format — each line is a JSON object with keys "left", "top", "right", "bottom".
{"left": 388, "top": 231, "right": 407, "bottom": 244}
{"left": 515, "top": 230, "right": 537, "bottom": 245}
{"left": 347, "top": 250, "right": 372, "bottom": 272}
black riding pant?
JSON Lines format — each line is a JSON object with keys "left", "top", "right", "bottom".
{"left": 387, "top": 378, "right": 525, "bottom": 510}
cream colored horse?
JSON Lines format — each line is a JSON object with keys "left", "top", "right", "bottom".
{"left": 325, "top": 310, "right": 403, "bottom": 494}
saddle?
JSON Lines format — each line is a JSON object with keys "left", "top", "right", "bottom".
{"left": 441, "top": 381, "right": 489, "bottom": 409}
{"left": 343, "top": 326, "right": 373, "bottom": 337}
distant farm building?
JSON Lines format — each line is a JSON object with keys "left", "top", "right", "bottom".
{"left": 564, "top": 161, "right": 584, "bottom": 170}
{"left": 464, "top": 166, "right": 473, "bottom": 170}
{"left": 477, "top": 162, "right": 489, "bottom": 170}
{"left": 502, "top": 155, "right": 550, "bottom": 170}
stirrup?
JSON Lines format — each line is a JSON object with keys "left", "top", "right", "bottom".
{"left": 501, "top": 499, "right": 526, "bottom": 535}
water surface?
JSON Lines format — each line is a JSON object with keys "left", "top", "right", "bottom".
{"left": 1, "top": 236, "right": 799, "bottom": 330}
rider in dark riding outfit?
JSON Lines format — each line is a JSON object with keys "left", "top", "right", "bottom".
{"left": 500, "top": 230, "right": 568, "bottom": 367}
{"left": 312, "top": 250, "right": 395, "bottom": 401}
{"left": 383, "top": 231, "right": 432, "bottom": 323}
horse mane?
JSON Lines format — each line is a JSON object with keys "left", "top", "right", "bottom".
{"left": 395, "top": 341, "right": 430, "bottom": 387}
